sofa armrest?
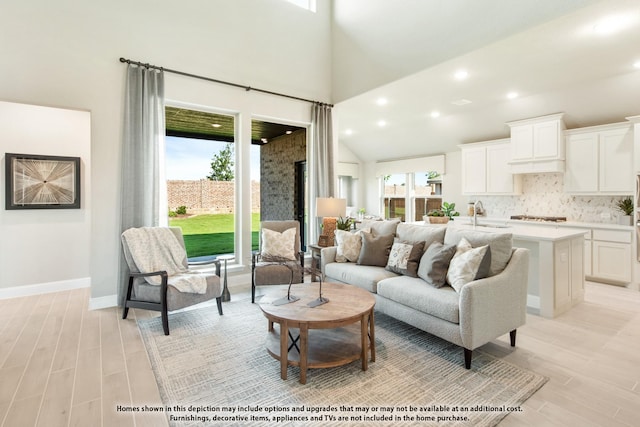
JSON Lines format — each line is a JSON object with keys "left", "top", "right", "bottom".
{"left": 458, "top": 247, "right": 529, "bottom": 350}
{"left": 320, "top": 246, "right": 338, "bottom": 275}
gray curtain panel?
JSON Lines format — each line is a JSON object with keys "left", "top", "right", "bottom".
{"left": 311, "top": 103, "right": 334, "bottom": 243}
{"left": 118, "top": 64, "right": 165, "bottom": 305}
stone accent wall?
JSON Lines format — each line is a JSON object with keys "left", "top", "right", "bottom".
{"left": 260, "top": 129, "right": 307, "bottom": 221}
{"left": 167, "top": 180, "right": 260, "bottom": 214}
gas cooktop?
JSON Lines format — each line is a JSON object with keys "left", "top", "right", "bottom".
{"left": 510, "top": 215, "right": 567, "bottom": 222}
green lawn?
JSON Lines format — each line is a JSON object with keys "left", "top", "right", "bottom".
{"left": 169, "top": 213, "right": 260, "bottom": 257}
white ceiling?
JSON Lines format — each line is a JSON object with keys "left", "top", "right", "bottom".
{"left": 334, "top": 0, "right": 640, "bottom": 163}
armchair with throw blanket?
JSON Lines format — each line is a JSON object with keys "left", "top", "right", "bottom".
{"left": 121, "top": 226, "right": 223, "bottom": 335}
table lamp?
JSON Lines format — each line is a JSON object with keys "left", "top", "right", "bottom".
{"left": 316, "top": 197, "right": 347, "bottom": 246}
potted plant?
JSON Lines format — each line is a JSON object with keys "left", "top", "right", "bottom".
{"left": 441, "top": 201, "right": 460, "bottom": 221}
{"left": 336, "top": 216, "right": 353, "bottom": 231}
{"left": 616, "top": 197, "right": 634, "bottom": 226}
{"left": 424, "top": 209, "right": 449, "bottom": 224}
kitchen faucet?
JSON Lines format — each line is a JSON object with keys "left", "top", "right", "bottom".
{"left": 473, "top": 200, "right": 484, "bottom": 227}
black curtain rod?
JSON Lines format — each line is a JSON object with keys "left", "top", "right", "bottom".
{"left": 119, "top": 57, "right": 333, "bottom": 107}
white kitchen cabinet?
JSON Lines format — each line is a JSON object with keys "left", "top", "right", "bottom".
{"left": 507, "top": 113, "right": 565, "bottom": 173}
{"left": 591, "top": 229, "right": 632, "bottom": 283}
{"left": 460, "top": 139, "right": 522, "bottom": 195}
{"left": 565, "top": 123, "right": 633, "bottom": 194}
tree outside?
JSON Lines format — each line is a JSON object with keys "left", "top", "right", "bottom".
{"left": 207, "top": 143, "right": 234, "bottom": 181}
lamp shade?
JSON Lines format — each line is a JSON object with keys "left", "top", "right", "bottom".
{"left": 316, "top": 197, "right": 347, "bottom": 218}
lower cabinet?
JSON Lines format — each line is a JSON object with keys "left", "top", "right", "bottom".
{"left": 554, "top": 239, "right": 584, "bottom": 315}
{"left": 592, "top": 234, "right": 632, "bottom": 283}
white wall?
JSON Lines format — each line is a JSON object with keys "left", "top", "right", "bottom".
{"left": 0, "top": 0, "right": 332, "bottom": 303}
{"left": 0, "top": 102, "right": 91, "bottom": 290}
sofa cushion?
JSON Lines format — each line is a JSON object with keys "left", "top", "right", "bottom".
{"left": 447, "top": 238, "right": 491, "bottom": 293}
{"left": 377, "top": 276, "right": 460, "bottom": 324}
{"left": 396, "top": 223, "right": 446, "bottom": 247}
{"left": 357, "top": 231, "right": 394, "bottom": 267}
{"left": 360, "top": 218, "right": 401, "bottom": 236}
{"left": 385, "top": 240, "right": 425, "bottom": 277}
{"left": 444, "top": 228, "right": 512, "bottom": 276}
{"left": 324, "top": 263, "right": 398, "bottom": 293}
{"left": 334, "top": 228, "right": 369, "bottom": 263}
{"left": 417, "top": 242, "right": 457, "bottom": 288}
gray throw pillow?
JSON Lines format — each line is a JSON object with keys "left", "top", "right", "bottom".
{"left": 417, "top": 242, "right": 457, "bottom": 288}
{"left": 385, "top": 240, "right": 425, "bottom": 277}
{"left": 357, "top": 231, "right": 394, "bottom": 267}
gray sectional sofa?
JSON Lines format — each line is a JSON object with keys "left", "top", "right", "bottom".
{"left": 320, "top": 221, "right": 529, "bottom": 369}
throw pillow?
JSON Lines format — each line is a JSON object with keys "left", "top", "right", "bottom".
{"left": 261, "top": 227, "right": 296, "bottom": 261}
{"left": 334, "top": 228, "right": 370, "bottom": 263}
{"left": 417, "top": 242, "right": 457, "bottom": 288}
{"left": 446, "top": 238, "right": 492, "bottom": 293}
{"left": 444, "top": 229, "right": 511, "bottom": 276}
{"left": 385, "top": 240, "right": 425, "bottom": 277}
{"left": 357, "top": 231, "right": 395, "bottom": 267}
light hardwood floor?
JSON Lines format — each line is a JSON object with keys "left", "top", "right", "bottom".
{"left": 1, "top": 278, "right": 639, "bottom": 426}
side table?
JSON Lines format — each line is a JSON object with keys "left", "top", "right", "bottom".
{"left": 217, "top": 254, "right": 234, "bottom": 302}
{"left": 308, "top": 244, "right": 322, "bottom": 282}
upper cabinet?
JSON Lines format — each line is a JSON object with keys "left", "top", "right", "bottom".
{"left": 460, "top": 139, "right": 522, "bottom": 195}
{"left": 564, "top": 123, "right": 633, "bottom": 194}
{"left": 507, "top": 113, "right": 565, "bottom": 174}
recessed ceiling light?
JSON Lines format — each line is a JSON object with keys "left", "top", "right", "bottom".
{"left": 377, "top": 120, "right": 386, "bottom": 127}
{"left": 454, "top": 69, "right": 469, "bottom": 80}
{"left": 506, "top": 92, "right": 519, "bottom": 99}
{"left": 345, "top": 129, "right": 353, "bottom": 135}
{"left": 285, "top": 130, "right": 293, "bottom": 134}
{"left": 430, "top": 111, "right": 441, "bottom": 118}
{"left": 376, "top": 97, "right": 388, "bottom": 106}
{"left": 451, "top": 99, "right": 472, "bottom": 106}
{"left": 634, "top": 60, "right": 640, "bottom": 69}
{"left": 211, "top": 123, "right": 222, "bottom": 128}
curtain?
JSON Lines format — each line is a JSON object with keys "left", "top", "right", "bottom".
{"left": 311, "top": 103, "right": 334, "bottom": 243}
{"left": 118, "top": 64, "right": 165, "bottom": 305}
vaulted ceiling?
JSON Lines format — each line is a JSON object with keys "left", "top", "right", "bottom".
{"left": 333, "top": 0, "right": 640, "bottom": 162}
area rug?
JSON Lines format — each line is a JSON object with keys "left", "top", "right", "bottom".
{"left": 138, "top": 298, "right": 546, "bottom": 427}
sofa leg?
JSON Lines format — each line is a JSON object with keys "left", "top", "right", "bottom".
{"left": 510, "top": 329, "right": 517, "bottom": 347}
{"left": 464, "top": 348, "right": 472, "bottom": 369}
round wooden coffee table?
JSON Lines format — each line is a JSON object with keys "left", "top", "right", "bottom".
{"left": 258, "top": 282, "right": 375, "bottom": 384}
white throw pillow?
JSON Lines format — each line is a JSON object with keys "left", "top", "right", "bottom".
{"left": 261, "top": 227, "right": 296, "bottom": 261}
{"left": 334, "top": 228, "right": 370, "bottom": 262}
{"left": 446, "top": 238, "right": 491, "bottom": 293}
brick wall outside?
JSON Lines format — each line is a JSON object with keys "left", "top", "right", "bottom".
{"left": 167, "top": 180, "right": 260, "bottom": 214}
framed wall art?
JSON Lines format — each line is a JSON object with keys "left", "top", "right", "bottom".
{"left": 5, "top": 153, "right": 81, "bottom": 209}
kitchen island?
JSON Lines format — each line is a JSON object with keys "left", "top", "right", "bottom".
{"left": 447, "top": 222, "right": 586, "bottom": 318}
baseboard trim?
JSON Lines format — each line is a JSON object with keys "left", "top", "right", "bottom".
{"left": 89, "top": 294, "right": 118, "bottom": 311}
{"left": 527, "top": 294, "right": 541, "bottom": 310}
{"left": 0, "top": 277, "right": 91, "bottom": 300}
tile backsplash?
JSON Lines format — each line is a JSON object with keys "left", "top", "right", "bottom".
{"left": 474, "top": 173, "right": 632, "bottom": 224}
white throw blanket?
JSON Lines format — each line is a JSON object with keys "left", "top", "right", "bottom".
{"left": 122, "top": 227, "right": 207, "bottom": 294}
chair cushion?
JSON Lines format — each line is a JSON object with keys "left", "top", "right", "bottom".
{"left": 253, "top": 261, "right": 303, "bottom": 286}
{"left": 377, "top": 276, "right": 460, "bottom": 324}
{"left": 324, "top": 263, "right": 398, "bottom": 293}
{"left": 132, "top": 273, "right": 222, "bottom": 311}
{"left": 261, "top": 227, "right": 297, "bottom": 261}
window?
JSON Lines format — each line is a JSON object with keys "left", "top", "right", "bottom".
{"left": 413, "top": 171, "right": 442, "bottom": 221}
{"left": 382, "top": 174, "right": 407, "bottom": 221}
